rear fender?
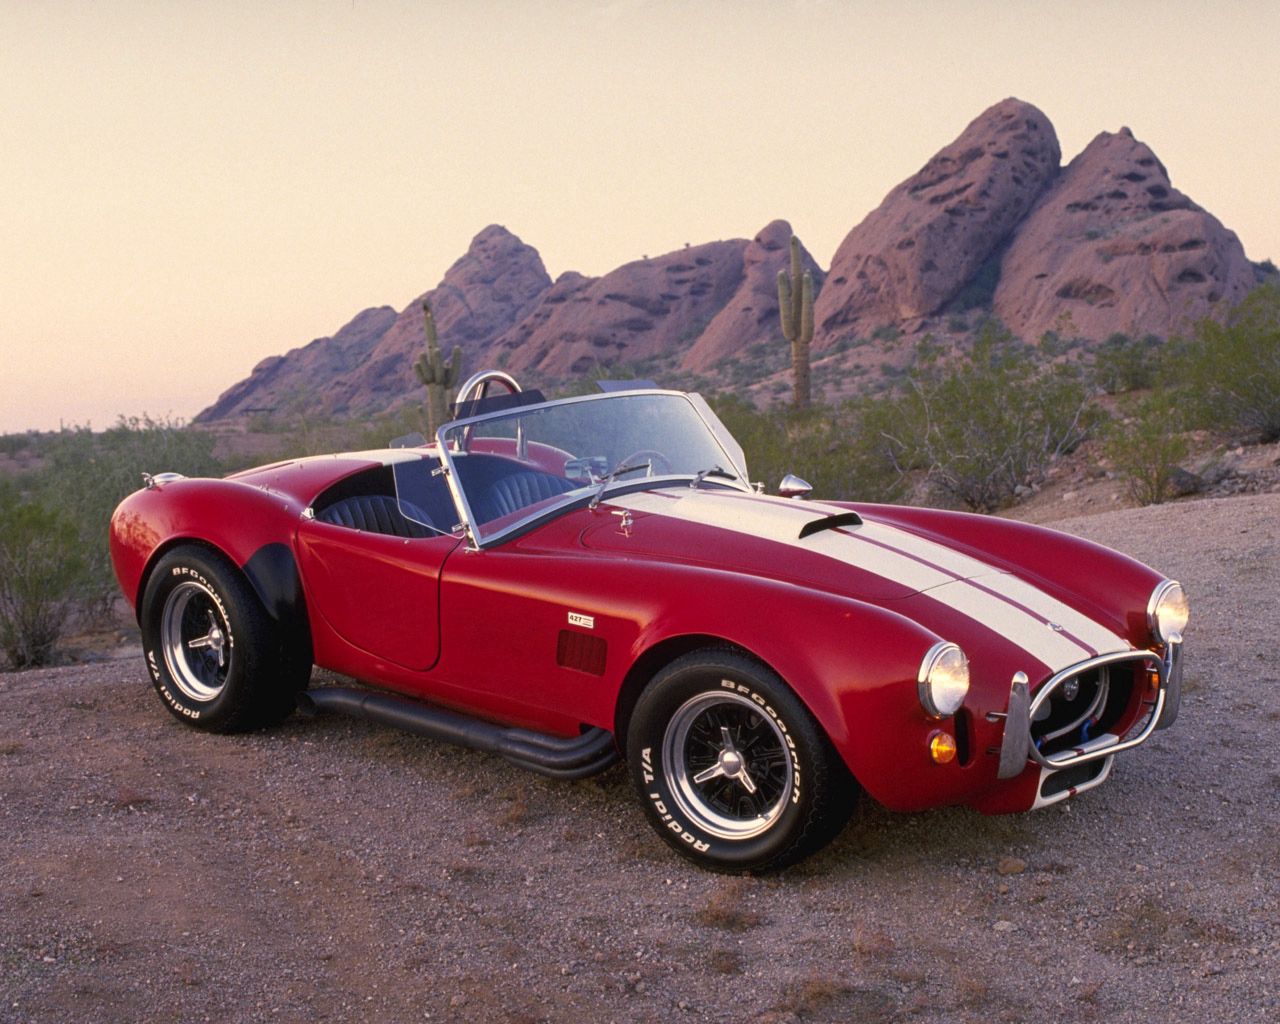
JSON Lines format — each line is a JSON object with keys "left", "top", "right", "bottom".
{"left": 111, "top": 479, "right": 308, "bottom": 647}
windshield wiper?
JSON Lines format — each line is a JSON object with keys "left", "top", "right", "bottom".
{"left": 588, "top": 460, "right": 651, "bottom": 509}
{"left": 690, "top": 465, "right": 737, "bottom": 489}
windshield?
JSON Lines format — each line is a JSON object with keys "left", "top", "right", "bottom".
{"left": 427, "top": 391, "right": 748, "bottom": 546}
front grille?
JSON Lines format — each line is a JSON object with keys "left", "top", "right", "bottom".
{"left": 1024, "top": 650, "right": 1165, "bottom": 773}
{"left": 1030, "top": 662, "right": 1144, "bottom": 757}
{"left": 997, "top": 648, "right": 1173, "bottom": 782}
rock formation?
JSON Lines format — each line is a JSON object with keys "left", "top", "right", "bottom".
{"left": 496, "top": 239, "right": 748, "bottom": 377}
{"left": 319, "top": 224, "right": 552, "bottom": 416}
{"left": 195, "top": 98, "right": 1271, "bottom": 424}
{"left": 195, "top": 306, "right": 397, "bottom": 421}
{"left": 681, "top": 220, "right": 823, "bottom": 373}
{"left": 814, "top": 98, "right": 1060, "bottom": 342}
{"left": 992, "top": 128, "right": 1256, "bottom": 341}
{"left": 199, "top": 225, "right": 553, "bottom": 421}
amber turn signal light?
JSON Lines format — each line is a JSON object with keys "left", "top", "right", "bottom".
{"left": 929, "top": 730, "right": 957, "bottom": 764}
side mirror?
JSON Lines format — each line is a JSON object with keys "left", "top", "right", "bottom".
{"left": 778, "top": 474, "right": 813, "bottom": 500}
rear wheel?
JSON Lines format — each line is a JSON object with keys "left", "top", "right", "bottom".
{"left": 627, "top": 649, "right": 856, "bottom": 872}
{"left": 140, "top": 546, "right": 308, "bottom": 732}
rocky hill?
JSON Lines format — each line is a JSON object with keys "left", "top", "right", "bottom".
{"left": 197, "top": 306, "right": 398, "bottom": 421}
{"left": 196, "top": 98, "right": 1270, "bottom": 423}
{"left": 814, "top": 98, "right": 1061, "bottom": 339}
{"left": 991, "top": 127, "right": 1256, "bottom": 340}
{"left": 495, "top": 237, "right": 752, "bottom": 378}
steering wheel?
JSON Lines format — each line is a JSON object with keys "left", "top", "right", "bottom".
{"left": 619, "top": 449, "right": 673, "bottom": 477}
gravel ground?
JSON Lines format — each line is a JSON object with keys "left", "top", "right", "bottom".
{"left": 2, "top": 493, "right": 1277, "bottom": 1024}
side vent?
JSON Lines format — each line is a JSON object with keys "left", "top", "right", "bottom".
{"left": 954, "top": 707, "right": 973, "bottom": 766}
{"left": 557, "top": 630, "right": 607, "bottom": 676}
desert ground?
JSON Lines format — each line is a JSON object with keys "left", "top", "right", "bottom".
{"left": 2, "top": 493, "right": 1277, "bottom": 1024}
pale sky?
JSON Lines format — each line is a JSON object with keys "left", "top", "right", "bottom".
{"left": 2, "top": 0, "right": 1277, "bottom": 433}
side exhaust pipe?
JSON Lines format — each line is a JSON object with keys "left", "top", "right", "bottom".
{"left": 297, "top": 687, "right": 619, "bottom": 780}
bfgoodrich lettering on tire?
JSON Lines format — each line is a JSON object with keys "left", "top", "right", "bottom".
{"left": 627, "top": 649, "right": 857, "bottom": 873}
{"left": 140, "top": 545, "right": 308, "bottom": 733}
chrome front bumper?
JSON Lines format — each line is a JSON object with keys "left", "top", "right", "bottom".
{"left": 995, "top": 643, "right": 1182, "bottom": 781}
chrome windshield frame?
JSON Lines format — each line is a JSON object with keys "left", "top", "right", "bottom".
{"left": 433, "top": 388, "right": 752, "bottom": 550}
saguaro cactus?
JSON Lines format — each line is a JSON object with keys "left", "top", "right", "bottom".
{"left": 777, "top": 235, "right": 814, "bottom": 409}
{"left": 413, "top": 299, "right": 465, "bottom": 434}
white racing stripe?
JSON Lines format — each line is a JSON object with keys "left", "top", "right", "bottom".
{"left": 851, "top": 519, "right": 1129, "bottom": 656}
{"left": 613, "top": 490, "right": 1130, "bottom": 672}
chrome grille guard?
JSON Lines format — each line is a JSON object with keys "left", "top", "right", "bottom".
{"left": 994, "top": 644, "right": 1182, "bottom": 780}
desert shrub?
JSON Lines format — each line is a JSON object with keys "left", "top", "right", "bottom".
{"left": 1092, "top": 332, "right": 1162, "bottom": 394}
{"left": 784, "top": 404, "right": 905, "bottom": 503}
{"left": 350, "top": 404, "right": 434, "bottom": 449}
{"left": 881, "top": 323, "right": 1093, "bottom": 512}
{"left": 707, "top": 395, "right": 903, "bottom": 503}
{"left": 1103, "top": 393, "right": 1189, "bottom": 506}
{"left": 1175, "top": 283, "right": 1280, "bottom": 441}
{"left": 0, "top": 484, "right": 88, "bottom": 668}
{"left": 0, "top": 432, "right": 36, "bottom": 457}
{"left": 35, "top": 416, "right": 223, "bottom": 605}
{"left": 260, "top": 404, "right": 434, "bottom": 462}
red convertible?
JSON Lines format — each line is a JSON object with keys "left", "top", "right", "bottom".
{"left": 110, "top": 372, "right": 1187, "bottom": 872}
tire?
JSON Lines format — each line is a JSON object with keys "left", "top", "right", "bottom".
{"left": 627, "top": 649, "right": 857, "bottom": 873}
{"left": 139, "top": 545, "right": 309, "bottom": 733}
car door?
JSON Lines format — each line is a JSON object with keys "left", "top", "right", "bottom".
{"left": 296, "top": 522, "right": 460, "bottom": 670}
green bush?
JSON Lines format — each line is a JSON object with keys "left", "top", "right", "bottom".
{"left": 0, "top": 485, "right": 89, "bottom": 668}
{"left": 881, "top": 323, "right": 1093, "bottom": 512}
{"left": 1176, "top": 284, "right": 1280, "bottom": 441}
{"left": 0, "top": 432, "right": 36, "bottom": 457}
{"left": 1103, "top": 393, "right": 1189, "bottom": 506}
{"left": 707, "top": 395, "right": 904, "bottom": 503}
{"left": 35, "top": 416, "right": 223, "bottom": 606}
{"left": 1092, "top": 332, "right": 1162, "bottom": 394}
{"left": 258, "top": 403, "right": 433, "bottom": 462}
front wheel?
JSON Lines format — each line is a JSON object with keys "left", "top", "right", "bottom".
{"left": 139, "top": 545, "right": 308, "bottom": 732}
{"left": 627, "top": 650, "right": 857, "bottom": 873}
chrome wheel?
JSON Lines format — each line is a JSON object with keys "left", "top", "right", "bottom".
{"left": 161, "top": 580, "right": 231, "bottom": 702}
{"left": 662, "top": 690, "right": 793, "bottom": 840}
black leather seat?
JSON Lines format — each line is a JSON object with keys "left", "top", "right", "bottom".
{"left": 481, "top": 471, "right": 577, "bottom": 522}
{"left": 316, "top": 494, "right": 436, "bottom": 538}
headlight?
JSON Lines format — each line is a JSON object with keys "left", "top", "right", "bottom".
{"left": 1147, "top": 580, "right": 1189, "bottom": 644}
{"left": 917, "top": 641, "right": 970, "bottom": 718}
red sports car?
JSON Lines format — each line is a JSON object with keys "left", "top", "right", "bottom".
{"left": 110, "top": 372, "right": 1187, "bottom": 872}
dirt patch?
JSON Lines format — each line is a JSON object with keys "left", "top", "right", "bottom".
{"left": 2, "top": 494, "right": 1278, "bottom": 1023}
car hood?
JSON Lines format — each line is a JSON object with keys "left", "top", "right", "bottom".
{"left": 585, "top": 489, "right": 1130, "bottom": 675}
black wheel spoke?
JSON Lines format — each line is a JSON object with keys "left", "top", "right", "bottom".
{"left": 678, "top": 695, "right": 789, "bottom": 822}
{"left": 633, "top": 650, "right": 859, "bottom": 871}
{"left": 161, "top": 582, "right": 231, "bottom": 702}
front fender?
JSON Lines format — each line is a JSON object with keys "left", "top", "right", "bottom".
{"left": 616, "top": 562, "right": 957, "bottom": 810}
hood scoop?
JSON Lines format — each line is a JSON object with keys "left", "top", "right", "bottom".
{"left": 798, "top": 511, "right": 863, "bottom": 539}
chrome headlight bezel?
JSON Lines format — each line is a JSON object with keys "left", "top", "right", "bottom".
{"left": 917, "top": 641, "right": 970, "bottom": 719}
{"left": 1147, "top": 579, "right": 1189, "bottom": 644}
